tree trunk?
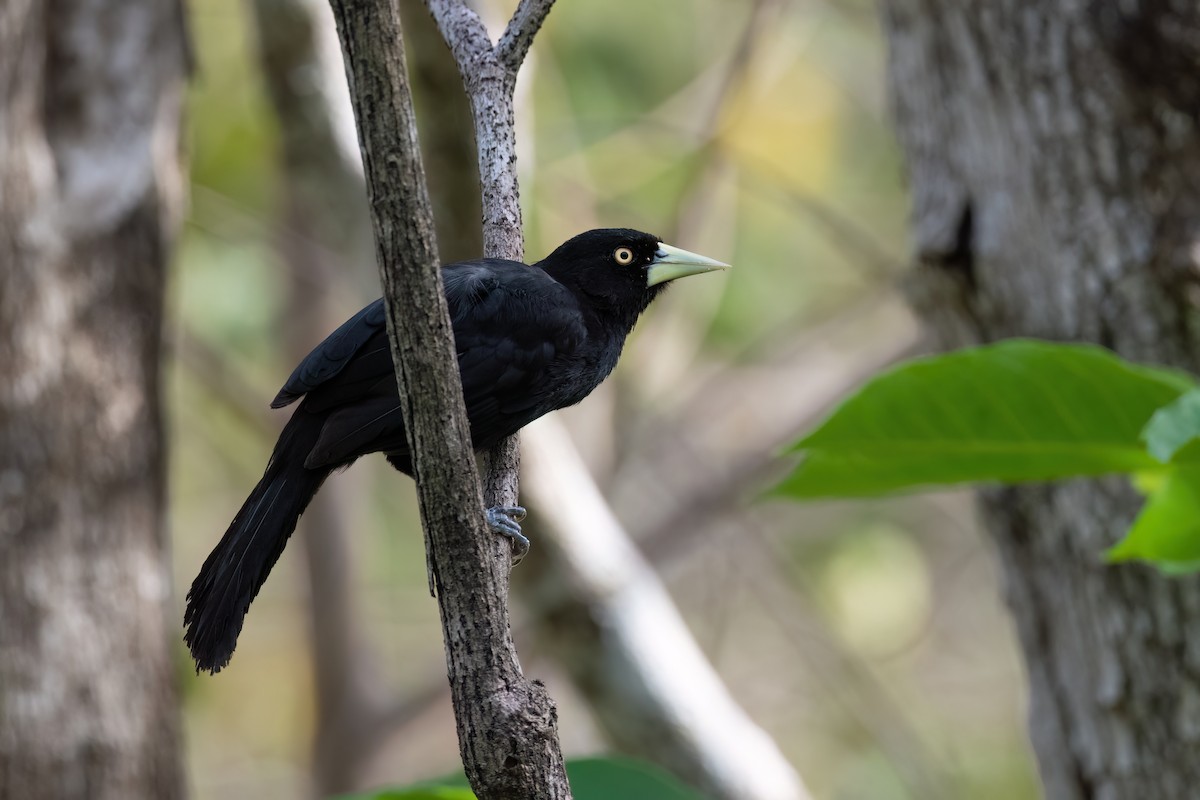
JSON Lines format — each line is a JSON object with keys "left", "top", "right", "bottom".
{"left": 882, "top": 3, "right": 1200, "bottom": 798}
{"left": 0, "top": 2, "right": 189, "bottom": 798}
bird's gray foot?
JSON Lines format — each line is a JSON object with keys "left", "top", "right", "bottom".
{"left": 486, "top": 505, "right": 529, "bottom": 563}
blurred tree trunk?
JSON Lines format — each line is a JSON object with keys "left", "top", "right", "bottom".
{"left": 0, "top": 2, "right": 189, "bottom": 798}
{"left": 248, "top": 1, "right": 383, "bottom": 794}
{"left": 883, "top": 4, "right": 1200, "bottom": 799}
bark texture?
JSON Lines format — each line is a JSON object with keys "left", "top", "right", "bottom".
{"left": 423, "top": 0, "right": 537, "bottom": 525}
{"left": 327, "top": 0, "right": 570, "bottom": 796}
{"left": 0, "top": 1, "right": 188, "bottom": 798}
{"left": 882, "top": 3, "right": 1200, "bottom": 798}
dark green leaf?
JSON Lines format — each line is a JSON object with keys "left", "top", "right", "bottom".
{"left": 567, "top": 757, "right": 704, "bottom": 800}
{"left": 776, "top": 340, "right": 1192, "bottom": 498}
{"left": 334, "top": 757, "right": 704, "bottom": 800}
{"left": 334, "top": 787, "right": 474, "bottom": 800}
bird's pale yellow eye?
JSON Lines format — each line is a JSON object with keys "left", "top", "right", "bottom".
{"left": 613, "top": 247, "right": 634, "bottom": 265}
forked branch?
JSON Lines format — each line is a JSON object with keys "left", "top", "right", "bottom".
{"left": 326, "top": 0, "right": 568, "bottom": 796}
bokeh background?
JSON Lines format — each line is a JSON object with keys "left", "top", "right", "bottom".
{"left": 174, "top": 0, "right": 1036, "bottom": 797}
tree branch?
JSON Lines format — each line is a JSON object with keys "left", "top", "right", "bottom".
{"left": 421, "top": 0, "right": 539, "bottom": 585}
{"left": 327, "top": 0, "right": 569, "bottom": 797}
{"left": 423, "top": 0, "right": 529, "bottom": 259}
{"left": 497, "top": 0, "right": 557, "bottom": 74}
{"left": 423, "top": 0, "right": 494, "bottom": 76}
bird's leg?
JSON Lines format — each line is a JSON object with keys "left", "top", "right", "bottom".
{"left": 485, "top": 505, "right": 529, "bottom": 563}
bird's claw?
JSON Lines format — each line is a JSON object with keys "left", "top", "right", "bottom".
{"left": 486, "top": 506, "right": 530, "bottom": 564}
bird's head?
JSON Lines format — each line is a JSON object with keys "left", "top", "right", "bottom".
{"left": 537, "top": 228, "right": 730, "bottom": 314}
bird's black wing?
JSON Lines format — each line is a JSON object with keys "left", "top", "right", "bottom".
{"left": 294, "top": 260, "right": 586, "bottom": 468}
{"left": 271, "top": 299, "right": 387, "bottom": 409}
{"left": 449, "top": 261, "right": 587, "bottom": 447}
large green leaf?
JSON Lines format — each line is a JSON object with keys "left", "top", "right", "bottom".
{"left": 776, "top": 340, "right": 1193, "bottom": 498}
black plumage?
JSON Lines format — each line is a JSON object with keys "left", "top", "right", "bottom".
{"left": 184, "top": 228, "right": 727, "bottom": 673}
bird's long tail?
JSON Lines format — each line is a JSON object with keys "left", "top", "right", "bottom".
{"left": 184, "top": 413, "right": 330, "bottom": 673}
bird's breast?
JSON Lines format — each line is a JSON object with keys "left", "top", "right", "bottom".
{"left": 543, "top": 333, "right": 625, "bottom": 411}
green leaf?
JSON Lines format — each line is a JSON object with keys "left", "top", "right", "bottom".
{"left": 567, "top": 757, "right": 704, "bottom": 800}
{"left": 1142, "top": 388, "right": 1200, "bottom": 464}
{"left": 333, "top": 757, "right": 704, "bottom": 800}
{"left": 776, "top": 340, "right": 1193, "bottom": 498}
{"left": 1107, "top": 466, "right": 1200, "bottom": 571}
{"left": 335, "top": 787, "right": 474, "bottom": 800}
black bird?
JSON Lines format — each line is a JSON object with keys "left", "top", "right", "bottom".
{"left": 184, "top": 228, "right": 729, "bottom": 673}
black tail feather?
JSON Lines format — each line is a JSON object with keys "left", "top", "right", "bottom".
{"left": 184, "top": 415, "right": 330, "bottom": 673}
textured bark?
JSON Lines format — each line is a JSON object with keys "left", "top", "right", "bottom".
{"left": 882, "top": 3, "right": 1200, "bottom": 798}
{"left": 327, "top": 0, "right": 570, "bottom": 797}
{"left": 422, "top": 0, "right": 536, "bottom": 525}
{"left": 0, "top": 1, "right": 188, "bottom": 798}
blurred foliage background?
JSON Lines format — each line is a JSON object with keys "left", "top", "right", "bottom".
{"left": 174, "top": 0, "right": 1037, "bottom": 797}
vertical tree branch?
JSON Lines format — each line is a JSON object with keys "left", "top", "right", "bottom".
{"left": 326, "top": 0, "right": 569, "bottom": 796}
{"left": 421, "top": 0, "right": 557, "bottom": 644}
{"left": 422, "top": 0, "right": 540, "bottom": 257}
